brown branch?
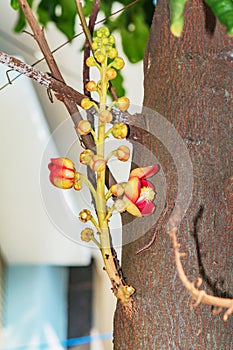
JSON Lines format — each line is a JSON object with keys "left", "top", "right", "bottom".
{"left": 18, "top": 0, "right": 82, "bottom": 127}
{"left": 0, "top": 51, "right": 86, "bottom": 105}
{"left": 168, "top": 222, "right": 233, "bottom": 321}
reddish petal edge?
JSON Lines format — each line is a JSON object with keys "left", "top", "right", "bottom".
{"left": 129, "top": 164, "right": 160, "bottom": 179}
{"left": 136, "top": 199, "right": 155, "bottom": 216}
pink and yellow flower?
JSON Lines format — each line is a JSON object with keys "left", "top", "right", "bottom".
{"left": 123, "top": 164, "right": 160, "bottom": 217}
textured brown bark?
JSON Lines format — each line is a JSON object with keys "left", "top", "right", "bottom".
{"left": 114, "top": 0, "right": 233, "bottom": 349}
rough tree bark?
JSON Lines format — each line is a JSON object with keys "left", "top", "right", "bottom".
{"left": 114, "top": 0, "right": 233, "bottom": 349}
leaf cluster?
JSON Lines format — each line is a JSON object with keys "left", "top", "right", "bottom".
{"left": 11, "top": 0, "right": 155, "bottom": 64}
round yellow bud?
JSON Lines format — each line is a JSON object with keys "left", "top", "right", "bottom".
{"left": 117, "top": 145, "right": 130, "bottom": 162}
{"left": 86, "top": 56, "right": 96, "bottom": 67}
{"left": 81, "top": 97, "right": 94, "bottom": 110}
{"left": 79, "top": 209, "right": 92, "bottom": 223}
{"left": 108, "top": 48, "right": 118, "bottom": 59}
{"left": 112, "top": 57, "right": 125, "bottom": 70}
{"left": 110, "top": 184, "right": 125, "bottom": 197}
{"left": 85, "top": 80, "right": 97, "bottom": 92}
{"left": 108, "top": 35, "right": 115, "bottom": 44}
{"left": 102, "top": 37, "right": 109, "bottom": 45}
{"left": 94, "top": 51, "right": 106, "bottom": 63}
{"left": 106, "top": 68, "right": 117, "bottom": 80}
{"left": 97, "top": 27, "right": 110, "bottom": 38}
{"left": 89, "top": 155, "right": 106, "bottom": 172}
{"left": 99, "top": 110, "right": 113, "bottom": 124}
{"left": 77, "top": 120, "right": 92, "bottom": 135}
{"left": 92, "top": 41, "right": 98, "bottom": 51}
{"left": 112, "top": 122, "right": 128, "bottom": 139}
{"left": 117, "top": 96, "right": 130, "bottom": 111}
{"left": 81, "top": 228, "right": 94, "bottom": 242}
{"left": 80, "top": 149, "right": 94, "bottom": 165}
{"left": 74, "top": 172, "right": 82, "bottom": 191}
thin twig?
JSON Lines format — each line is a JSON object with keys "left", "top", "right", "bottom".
{"left": 0, "top": 51, "right": 84, "bottom": 103}
{"left": 18, "top": 0, "right": 82, "bottom": 127}
{"left": 168, "top": 220, "right": 233, "bottom": 321}
{"left": 75, "top": 0, "right": 93, "bottom": 48}
{"left": 0, "top": 0, "right": 140, "bottom": 92}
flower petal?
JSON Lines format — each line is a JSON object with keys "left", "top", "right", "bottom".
{"left": 135, "top": 199, "right": 155, "bottom": 216}
{"left": 124, "top": 199, "right": 142, "bottom": 217}
{"left": 129, "top": 164, "right": 160, "bottom": 180}
{"left": 49, "top": 158, "right": 74, "bottom": 170}
{"left": 124, "top": 177, "right": 140, "bottom": 203}
{"left": 141, "top": 179, "right": 154, "bottom": 191}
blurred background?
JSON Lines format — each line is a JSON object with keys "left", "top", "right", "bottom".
{"left": 0, "top": 1, "right": 150, "bottom": 349}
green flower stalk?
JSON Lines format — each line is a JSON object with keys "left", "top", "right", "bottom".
{"left": 48, "top": 26, "right": 160, "bottom": 304}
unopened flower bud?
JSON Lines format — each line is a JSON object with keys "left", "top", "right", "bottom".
{"left": 77, "top": 120, "right": 92, "bottom": 135}
{"left": 94, "top": 50, "right": 106, "bottom": 63}
{"left": 99, "top": 110, "right": 113, "bottom": 123}
{"left": 108, "top": 48, "right": 118, "bottom": 59}
{"left": 80, "top": 149, "right": 94, "bottom": 165}
{"left": 112, "top": 57, "right": 125, "bottom": 70}
{"left": 117, "top": 96, "right": 130, "bottom": 111}
{"left": 108, "top": 35, "right": 115, "bottom": 44}
{"left": 114, "top": 199, "right": 126, "bottom": 213}
{"left": 102, "top": 37, "right": 109, "bottom": 45}
{"left": 117, "top": 145, "right": 130, "bottom": 162}
{"left": 79, "top": 209, "right": 92, "bottom": 223}
{"left": 85, "top": 80, "right": 97, "bottom": 92}
{"left": 97, "top": 27, "right": 110, "bottom": 38}
{"left": 81, "top": 97, "right": 94, "bottom": 110}
{"left": 89, "top": 155, "right": 106, "bottom": 172}
{"left": 110, "top": 184, "right": 125, "bottom": 196}
{"left": 86, "top": 56, "right": 96, "bottom": 67}
{"left": 74, "top": 172, "right": 82, "bottom": 191}
{"left": 92, "top": 41, "right": 98, "bottom": 51}
{"left": 48, "top": 158, "right": 75, "bottom": 189}
{"left": 106, "top": 68, "right": 117, "bottom": 80}
{"left": 81, "top": 228, "right": 94, "bottom": 242}
{"left": 112, "top": 122, "right": 128, "bottom": 139}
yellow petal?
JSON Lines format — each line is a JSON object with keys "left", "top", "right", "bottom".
{"left": 124, "top": 178, "right": 140, "bottom": 202}
{"left": 123, "top": 197, "right": 142, "bottom": 217}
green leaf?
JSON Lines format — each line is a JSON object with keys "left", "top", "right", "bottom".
{"left": 13, "top": 0, "right": 34, "bottom": 33}
{"left": 11, "top": 0, "right": 19, "bottom": 10}
{"left": 169, "top": 0, "right": 188, "bottom": 37}
{"left": 205, "top": 0, "right": 233, "bottom": 36}
{"left": 37, "top": 0, "right": 57, "bottom": 26}
{"left": 120, "top": 12, "right": 149, "bottom": 63}
{"left": 55, "top": 0, "right": 77, "bottom": 39}
{"left": 83, "top": 0, "right": 95, "bottom": 17}
{"left": 37, "top": 0, "right": 77, "bottom": 40}
{"left": 109, "top": 70, "right": 125, "bottom": 99}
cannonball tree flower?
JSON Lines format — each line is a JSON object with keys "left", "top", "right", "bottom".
{"left": 48, "top": 158, "right": 78, "bottom": 189}
{"left": 123, "top": 164, "right": 160, "bottom": 217}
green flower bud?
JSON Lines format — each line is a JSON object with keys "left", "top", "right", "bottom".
{"left": 108, "top": 35, "right": 115, "bottom": 44}
{"left": 86, "top": 56, "right": 96, "bottom": 67}
{"left": 112, "top": 57, "right": 125, "bottom": 70}
{"left": 108, "top": 48, "right": 118, "bottom": 59}
{"left": 92, "top": 41, "right": 98, "bottom": 51}
{"left": 94, "top": 50, "right": 106, "bottom": 63}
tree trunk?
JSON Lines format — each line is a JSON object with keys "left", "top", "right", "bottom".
{"left": 114, "top": 0, "right": 233, "bottom": 348}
